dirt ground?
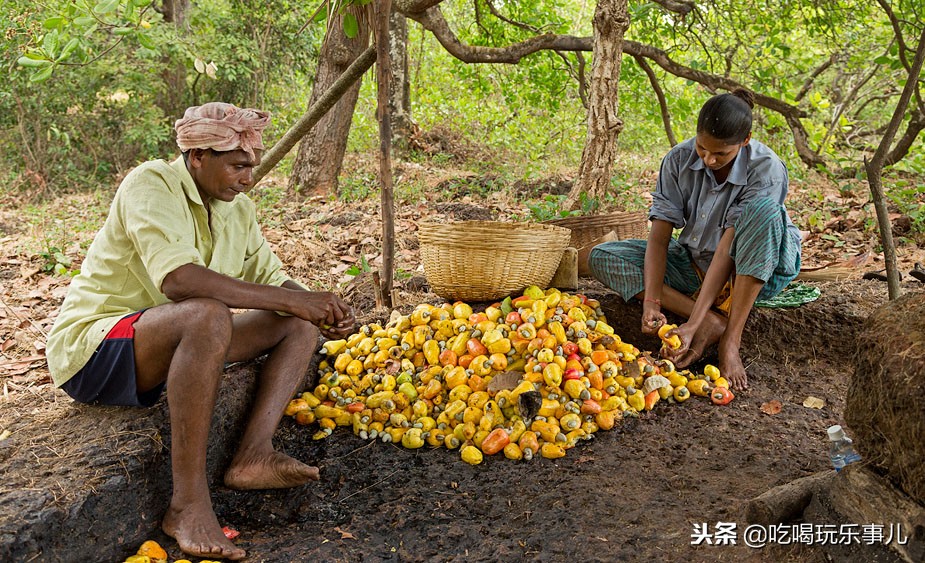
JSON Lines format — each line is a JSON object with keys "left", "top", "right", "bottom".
{"left": 1, "top": 163, "right": 924, "bottom": 562}
{"left": 194, "top": 279, "right": 914, "bottom": 563}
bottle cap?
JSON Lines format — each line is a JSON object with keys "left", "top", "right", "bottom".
{"left": 827, "top": 425, "right": 845, "bottom": 441}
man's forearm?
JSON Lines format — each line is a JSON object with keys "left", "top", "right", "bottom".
{"left": 162, "top": 263, "right": 299, "bottom": 314}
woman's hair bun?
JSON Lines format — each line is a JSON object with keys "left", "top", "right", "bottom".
{"left": 731, "top": 88, "right": 755, "bottom": 109}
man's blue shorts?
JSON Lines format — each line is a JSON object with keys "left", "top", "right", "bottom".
{"left": 60, "top": 310, "right": 164, "bottom": 407}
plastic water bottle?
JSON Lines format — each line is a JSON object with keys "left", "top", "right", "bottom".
{"left": 827, "top": 425, "right": 862, "bottom": 471}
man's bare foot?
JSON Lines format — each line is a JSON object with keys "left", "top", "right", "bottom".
{"left": 719, "top": 344, "right": 748, "bottom": 390}
{"left": 224, "top": 450, "right": 319, "bottom": 490}
{"left": 162, "top": 501, "right": 246, "bottom": 561}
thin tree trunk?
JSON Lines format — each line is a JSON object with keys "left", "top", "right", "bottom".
{"left": 289, "top": 8, "right": 371, "bottom": 197}
{"left": 865, "top": 25, "right": 925, "bottom": 301}
{"left": 156, "top": 0, "right": 190, "bottom": 118}
{"left": 388, "top": 10, "right": 414, "bottom": 152}
{"left": 376, "top": 0, "right": 395, "bottom": 309}
{"left": 564, "top": 0, "right": 630, "bottom": 211}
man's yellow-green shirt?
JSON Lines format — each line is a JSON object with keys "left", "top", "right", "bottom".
{"left": 47, "top": 157, "right": 293, "bottom": 386}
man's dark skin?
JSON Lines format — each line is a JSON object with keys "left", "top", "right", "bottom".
{"left": 130, "top": 147, "right": 354, "bottom": 560}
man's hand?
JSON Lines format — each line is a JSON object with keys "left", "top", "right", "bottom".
{"left": 295, "top": 292, "right": 355, "bottom": 338}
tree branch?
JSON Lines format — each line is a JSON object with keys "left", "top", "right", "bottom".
{"left": 795, "top": 52, "right": 837, "bottom": 102}
{"left": 485, "top": 0, "right": 540, "bottom": 33}
{"left": 253, "top": 46, "right": 377, "bottom": 184}
{"left": 397, "top": 2, "right": 823, "bottom": 167}
{"left": 650, "top": 0, "right": 695, "bottom": 17}
{"left": 884, "top": 105, "right": 925, "bottom": 167}
{"left": 877, "top": 0, "right": 911, "bottom": 71}
{"left": 622, "top": 40, "right": 823, "bottom": 168}
{"left": 576, "top": 51, "right": 588, "bottom": 109}
{"left": 392, "top": 0, "right": 445, "bottom": 15}
{"left": 404, "top": 6, "right": 589, "bottom": 63}
{"left": 633, "top": 55, "right": 677, "bottom": 146}
{"left": 819, "top": 62, "right": 879, "bottom": 152}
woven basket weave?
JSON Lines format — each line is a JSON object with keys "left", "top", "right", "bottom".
{"left": 417, "top": 221, "right": 571, "bottom": 301}
{"left": 545, "top": 211, "right": 648, "bottom": 249}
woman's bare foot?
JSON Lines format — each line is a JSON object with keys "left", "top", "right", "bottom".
{"left": 224, "top": 449, "right": 319, "bottom": 490}
{"left": 719, "top": 344, "right": 748, "bottom": 390}
{"left": 162, "top": 501, "right": 246, "bottom": 561}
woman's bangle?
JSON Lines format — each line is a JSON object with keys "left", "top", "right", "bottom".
{"left": 643, "top": 297, "right": 661, "bottom": 307}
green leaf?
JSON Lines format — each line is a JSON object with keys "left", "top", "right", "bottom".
{"left": 17, "top": 56, "right": 52, "bottom": 68}
{"left": 74, "top": 16, "right": 95, "bottom": 26}
{"left": 57, "top": 38, "right": 80, "bottom": 62}
{"left": 113, "top": 27, "right": 134, "bottom": 35}
{"left": 30, "top": 65, "right": 55, "bottom": 83}
{"left": 500, "top": 296, "right": 513, "bottom": 316}
{"left": 43, "top": 17, "right": 67, "bottom": 30}
{"left": 137, "top": 31, "right": 156, "bottom": 50}
{"left": 343, "top": 13, "right": 358, "bottom": 38}
{"left": 43, "top": 30, "right": 60, "bottom": 59}
{"left": 874, "top": 55, "right": 890, "bottom": 65}
{"left": 94, "top": 0, "right": 120, "bottom": 14}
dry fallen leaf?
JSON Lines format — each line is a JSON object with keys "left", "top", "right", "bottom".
{"left": 333, "top": 526, "right": 356, "bottom": 540}
{"left": 760, "top": 400, "right": 783, "bottom": 415}
{"left": 803, "top": 396, "right": 826, "bottom": 409}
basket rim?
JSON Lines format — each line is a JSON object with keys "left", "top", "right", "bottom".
{"left": 418, "top": 219, "right": 571, "bottom": 233}
{"left": 544, "top": 210, "right": 648, "bottom": 228}
{"left": 418, "top": 220, "right": 572, "bottom": 249}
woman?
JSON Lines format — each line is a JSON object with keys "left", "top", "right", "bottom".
{"left": 589, "top": 89, "right": 801, "bottom": 390}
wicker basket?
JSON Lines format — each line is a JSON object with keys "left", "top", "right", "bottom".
{"left": 545, "top": 211, "right": 649, "bottom": 249}
{"left": 417, "top": 221, "right": 572, "bottom": 301}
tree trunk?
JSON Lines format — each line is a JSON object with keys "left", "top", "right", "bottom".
{"left": 564, "top": 0, "right": 630, "bottom": 211}
{"left": 159, "top": 0, "right": 190, "bottom": 25}
{"left": 865, "top": 24, "right": 925, "bottom": 301}
{"left": 376, "top": 0, "right": 396, "bottom": 309}
{"left": 388, "top": 10, "right": 414, "bottom": 153}
{"left": 157, "top": 0, "right": 190, "bottom": 118}
{"left": 289, "top": 8, "right": 371, "bottom": 197}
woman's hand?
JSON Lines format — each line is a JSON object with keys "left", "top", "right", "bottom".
{"left": 641, "top": 304, "right": 667, "bottom": 336}
{"left": 660, "top": 322, "right": 701, "bottom": 368}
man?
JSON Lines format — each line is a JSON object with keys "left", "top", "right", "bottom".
{"left": 47, "top": 102, "right": 355, "bottom": 560}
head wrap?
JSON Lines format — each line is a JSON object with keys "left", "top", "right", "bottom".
{"left": 175, "top": 102, "right": 271, "bottom": 158}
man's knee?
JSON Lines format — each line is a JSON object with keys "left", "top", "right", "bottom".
{"left": 283, "top": 315, "right": 319, "bottom": 346}
{"left": 176, "top": 297, "right": 234, "bottom": 342}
